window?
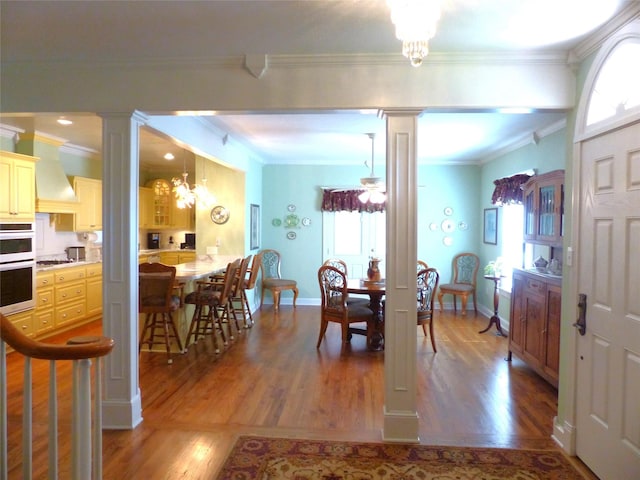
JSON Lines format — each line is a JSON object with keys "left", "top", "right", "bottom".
{"left": 499, "top": 204, "right": 524, "bottom": 291}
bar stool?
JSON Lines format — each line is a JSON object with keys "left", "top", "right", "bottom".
{"left": 184, "top": 259, "right": 240, "bottom": 354}
{"left": 138, "top": 262, "right": 183, "bottom": 364}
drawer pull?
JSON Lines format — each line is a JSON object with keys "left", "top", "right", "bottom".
{"left": 22, "top": 325, "right": 28, "bottom": 330}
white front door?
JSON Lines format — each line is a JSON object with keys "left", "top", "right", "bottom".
{"left": 576, "top": 121, "right": 640, "bottom": 478}
{"left": 322, "top": 210, "right": 386, "bottom": 279}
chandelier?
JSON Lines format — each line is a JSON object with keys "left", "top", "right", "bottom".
{"left": 358, "top": 133, "right": 386, "bottom": 204}
{"left": 171, "top": 155, "right": 216, "bottom": 209}
{"left": 387, "top": 0, "right": 442, "bottom": 67}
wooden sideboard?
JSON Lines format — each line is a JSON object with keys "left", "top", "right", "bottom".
{"left": 508, "top": 268, "right": 561, "bottom": 387}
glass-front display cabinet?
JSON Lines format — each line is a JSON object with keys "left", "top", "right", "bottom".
{"left": 522, "top": 170, "right": 564, "bottom": 246}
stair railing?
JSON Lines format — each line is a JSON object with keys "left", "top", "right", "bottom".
{"left": 0, "top": 313, "right": 114, "bottom": 480}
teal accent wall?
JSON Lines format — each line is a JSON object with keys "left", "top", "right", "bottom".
{"left": 479, "top": 128, "right": 567, "bottom": 320}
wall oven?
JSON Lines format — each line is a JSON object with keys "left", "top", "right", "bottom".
{"left": 0, "top": 222, "right": 36, "bottom": 315}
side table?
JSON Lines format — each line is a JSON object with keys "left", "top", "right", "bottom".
{"left": 479, "top": 275, "right": 506, "bottom": 336}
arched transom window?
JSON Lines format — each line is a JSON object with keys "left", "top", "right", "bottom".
{"left": 587, "top": 39, "right": 640, "bottom": 126}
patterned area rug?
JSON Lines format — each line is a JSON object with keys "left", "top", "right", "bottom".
{"left": 216, "top": 436, "right": 586, "bottom": 479}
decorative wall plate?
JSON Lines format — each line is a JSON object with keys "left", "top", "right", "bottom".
{"left": 284, "top": 214, "right": 300, "bottom": 228}
{"left": 301, "top": 217, "right": 311, "bottom": 226}
{"left": 429, "top": 222, "right": 439, "bottom": 231}
{"left": 444, "top": 207, "right": 454, "bottom": 216}
{"left": 443, "top": 236, "right": 453, "bottom": 246}
{"left": 441, "top": 219, "right": 455, "bottom": 233}
{"left": 272, "top": 218, "right": 282, "bottom": 227}
{"left": 287, "top": 204, "right": 296, "bottom": 212}
{"left": 287, "top": 231, "right": 297, "bottom": 240}
{"left": 210, "top": 205, "right": 230, "bottom": 224}
{"left": 458, "top": 221, "right": 468, "bottom": 231}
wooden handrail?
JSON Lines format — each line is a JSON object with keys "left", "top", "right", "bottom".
{"left": 0, "top": 313, "right": 114, "bottom": 360}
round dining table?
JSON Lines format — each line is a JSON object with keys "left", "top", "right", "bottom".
{"left": 346, "top": 278, "right": 386, "bottom": 351}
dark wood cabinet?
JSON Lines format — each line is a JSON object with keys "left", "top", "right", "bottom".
{"left": 523, "top": 169, "right": 564, "bottom": 246}
{"left": 508, "top": 269, "right": 561, "bottom": 387}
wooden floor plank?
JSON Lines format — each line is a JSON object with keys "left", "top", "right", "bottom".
{"left": 5, "top": 306, "right": 597, "bottom": 479}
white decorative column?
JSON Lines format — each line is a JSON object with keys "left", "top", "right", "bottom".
{"left": 100, "top": 112, "right": 146, "bottom": 429}
{"left": 382, "top": 110, "right": 421, "bottom": 442}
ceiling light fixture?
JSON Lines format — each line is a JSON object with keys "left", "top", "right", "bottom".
{"left": 171, "top": 153, "right": 216, "bottom": 209}
{"left": 387, "top": 0, "right": 442, "bottom": 67}
{"left": 358, "top": 133, "right": 386, "bottom": 204}
{"left": 56, "top": 117, "right": 73, "bottom": 126}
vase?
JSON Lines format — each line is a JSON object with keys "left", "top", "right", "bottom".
{"left": 367, "top": 258, "right": 381, "bottom": 282}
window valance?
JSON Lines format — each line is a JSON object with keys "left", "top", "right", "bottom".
{"left": 321, "top": 189, "right": 386, "bottom": 212}
{"left": 491, "top": 174, "right": 532, "bottom": 205}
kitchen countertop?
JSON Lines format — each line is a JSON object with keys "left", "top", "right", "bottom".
{"left": 174, "top": 255, "right": 240, "bottom": 282}
{"left": 36, "top": 260, "right": 102, "bottom": 272}
{"left": 139, "top": 248, "right": 196, "bottom": 255}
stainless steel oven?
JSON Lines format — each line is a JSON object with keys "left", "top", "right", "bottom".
{"left": 0, "top": 222, "right": 36, "bottom": 315}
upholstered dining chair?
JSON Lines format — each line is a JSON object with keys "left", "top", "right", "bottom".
{"left": 437, "top": 252, "right": 479, "bottom": 316}
{"left": 322, "top": 258, "right": 369, "bottom": 306}
{"left": 417, "top": 267, "right": 440, "bottom": 352}
{"left": 259, "top": 249, "right": 298, "bottom": 311}
{"left": 417, "top": 260, "right": 429, "bottom": 271}
{"left": 138, "top": 262, "right": 183, "bottom": 364}
{"left": 317, "top": 264, "right": 373, "bottom": 348}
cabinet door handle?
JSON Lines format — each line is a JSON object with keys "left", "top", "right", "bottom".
{"left": 573, "top": 293, "right": 587, "bottom": 336}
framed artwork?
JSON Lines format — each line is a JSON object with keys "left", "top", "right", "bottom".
{"left": 250, "top": 204, "right": 260, "bottom": 250}
{"left": 483, "top": 208, "right": 498, "bottom": 245}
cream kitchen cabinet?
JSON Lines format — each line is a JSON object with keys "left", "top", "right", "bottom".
{"left": 85, "top": 263, "right": 103, "bottom": 317}
{"left": 56, "top": 176, "right": 102, "bottom": 231}
{"left": 144, "top": 178, "right": 194, "bottom": 229}
{"left": 139, "top": 186, "right": 155, "bottom": 228}
{"left": 0, "top": 151, "right": 37, "bottom": 221}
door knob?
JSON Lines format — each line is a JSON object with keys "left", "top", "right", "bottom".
{"left": 573, "top": 293, "right": 587, "bottom": 336}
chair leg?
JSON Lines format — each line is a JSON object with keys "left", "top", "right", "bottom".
{"left": 452, "top": 295, "right": 457, "bottom": 313}
{"left": 292, "top": 287, "right": 299, "bottom": 308}
{"left": 429, "top": 319, "right": 437, "bottom": 353}
{"left": 421, "top": 323, "right": 428, "bottom": 336}
{"left": 241, "top": 289, "right": 254, "bottom": 327}
{"left": 273, "top": 290, "right": 281, "bottom": 311}
{"left": 472, "top": 292, "right": 478, "bottom": 314}
{"left": 316, "top": 318, "right": 329, "bottom": 348}
{"left": 260, "top": 287, "right": 265, "bottom": 308}
{"left": 437, "top": 292, "right": 444, "bottom": 312}
{"left": 167, "top": 312, "right": 184, "bottom": 354}
{"left": 460, "top": 294, "right": 467, "bottom": 316}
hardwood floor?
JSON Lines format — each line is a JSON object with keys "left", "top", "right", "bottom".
{"left": 5, "top": 306, "right": 598, "bottom": 479}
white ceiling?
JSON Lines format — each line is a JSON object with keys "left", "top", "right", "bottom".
{"left": 0, "top": 0, "right": 634, "bottom": 167}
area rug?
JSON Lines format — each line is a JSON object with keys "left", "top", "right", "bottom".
{"left": 216, "top": 436, "right": 586, "bottom": 480}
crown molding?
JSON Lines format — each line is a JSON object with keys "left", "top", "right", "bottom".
{"left": 479, "top": 118, "right": 567, "bottom": 165}
{"left": 571, "top": 3, "right": 640, "bottom": 62}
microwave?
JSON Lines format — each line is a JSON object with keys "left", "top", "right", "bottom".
{"left": 0, "top": 222, "right": 36, "bottom": 315}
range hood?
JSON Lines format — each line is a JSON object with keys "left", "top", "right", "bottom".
{"left": 17, "top": 132, "right": 79, "bottom": 213}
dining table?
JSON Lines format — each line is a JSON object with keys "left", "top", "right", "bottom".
{"left": 346, "top": 278, "right": 386, "bottom": 351}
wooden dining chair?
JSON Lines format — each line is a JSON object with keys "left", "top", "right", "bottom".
{"left": 417, "top": 260, "right": 429, "bottom": 271}
{"left": 417, "top": 267, "right": 440, "bottom": 352}
{"left": 239, "top": 252, "right": 262, "bottom": 328}
{"left": 138, "top": 262, "right": 183, "bottom": 364}
{"left": 437, "top": 252, "right": 479, "bottom": 316}
{"left": 259, "top": 249, "right": 298, "bottom": 310}
{"left": 228, "top": 254, "right": 253, "bottom": 331}
{"left": 317, "top": 264, "right": 373, "bottom": 348}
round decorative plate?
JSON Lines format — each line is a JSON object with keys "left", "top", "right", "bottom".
{"left": 287, "top": 231, "right": 297, "bottom": 240}
{"left": 301, "top": 217, "right": 311, "bottom": 227}
{"left": 284, "top": 214, "right": 300, "bottom": 228}
{"left": 441, "top": 219, "right": 455, "bottom": 233}
{"left": 287, "top": 204, "right": 296, "bottom": 212}
{"left": 210, "top": 205, "right": 230, "bottom": 225}
{"left": 272, "top": 218, "right": 282, "bottom": 227}
{"left": 443, "top": 236, "right": 453, "bottom": 246}
{"left": 444, "top": 207, "right": 454, "bottom": 216}
{"left": 458, "top": 221, "right": 468, "bottom": 231}
{"left": 429, "top": 222, "right": 439, "bottom": 231}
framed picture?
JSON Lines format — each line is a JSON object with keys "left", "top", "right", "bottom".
{"left": 250, "top": 204, "right": 260, "bottom": 250}
{"left": 483, "top": 208, "right": 498, "bottom": 245}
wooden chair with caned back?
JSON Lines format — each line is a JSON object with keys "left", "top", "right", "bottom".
{"left": 258, "top": 249, "right": 298, "bottom": 311}
{"left": 317, "top": 264, "right": 373, "bottom": 348}
{"left": 437, "top": 252, "right": 479, "bottom": 316}
{"left": 417, "top": 267, "right": 440, "bottom": 352}
{"left": 138, "top": 262, "right": 183, "bottom": 364}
